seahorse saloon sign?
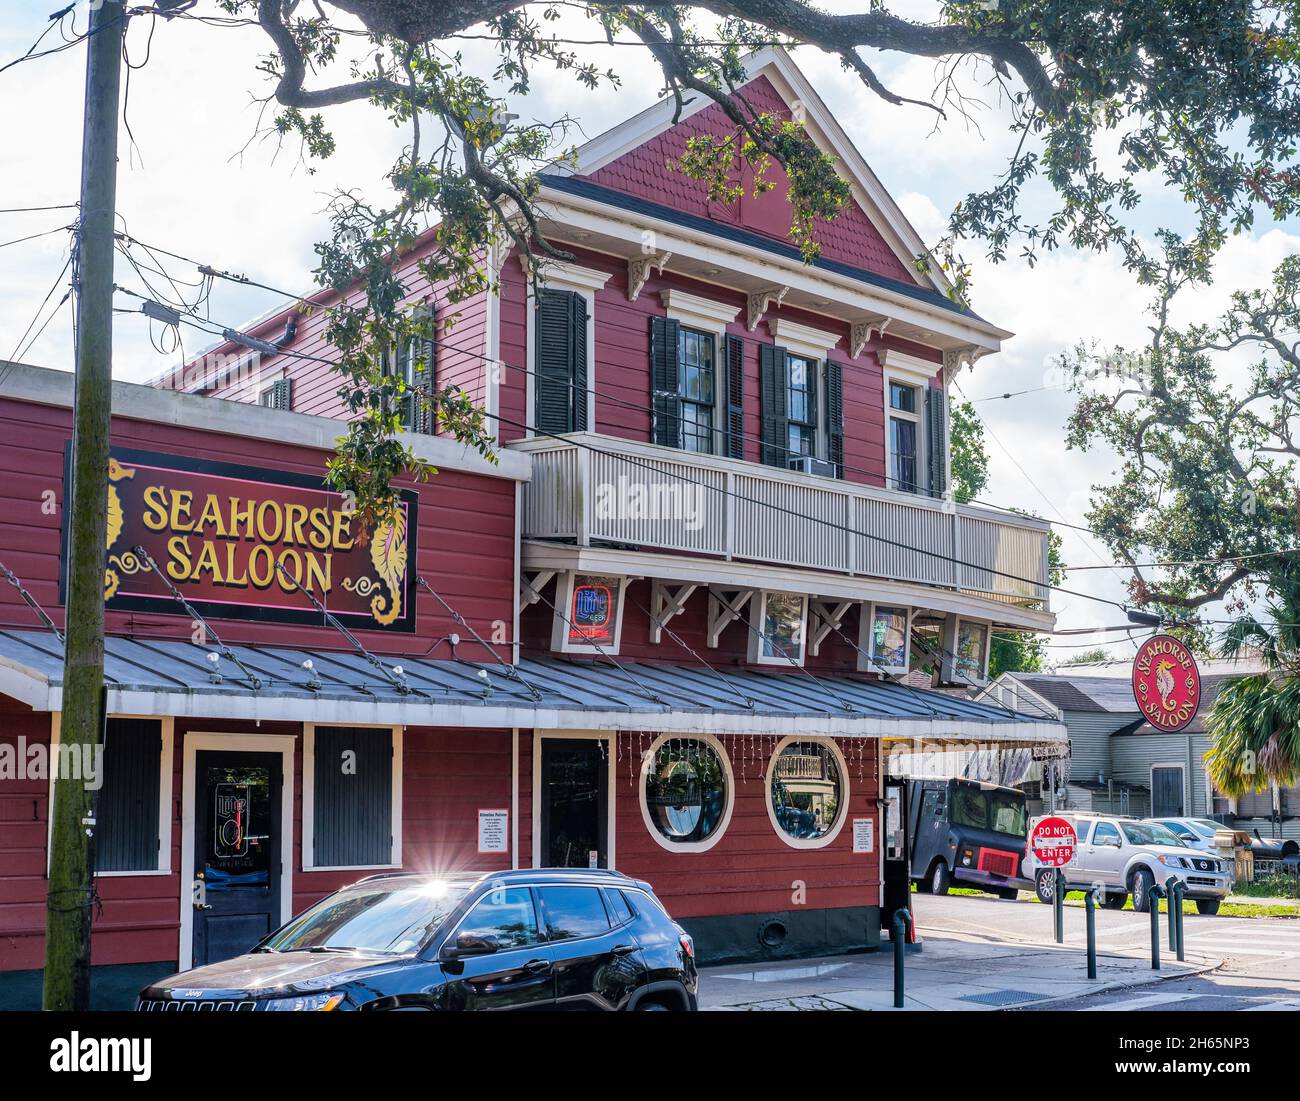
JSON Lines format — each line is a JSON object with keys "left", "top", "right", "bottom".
{"left": 1131, "top": 633, "right": 1202, "bottom": 732}
{"left": 61, "top": 446, "right": 418, "bottom": 632}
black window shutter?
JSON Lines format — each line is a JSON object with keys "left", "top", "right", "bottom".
{"left": 649, "top": 315, "right": 681, "bottom": 447}
{"left": 410, "top": 301, "right": 437, "bottom": 434}
{"left": 96, "top": 718, "right": 162, "bottom": 872}
{"left": 826, "top": 360, "right": 845, "bottom": 477}
{"left": 535, "top": 289, "right": 585, "bottom": 435}
{"left": 313, "top": 726, "right": 393, "bottom": 867}
{"left": 723, "top": 333, "right": 745, "bottom": 460}
{"left": 759, "top": 343, "right": 789, "bottom": 468}
{"left": 926, "top": 387, "right": 948, "bottom": 498}
{"left": 259, "top": 378, "right": 292, "bottom": 411}
{"left": 570, "top": 292, "right": 589, "bottom": 432}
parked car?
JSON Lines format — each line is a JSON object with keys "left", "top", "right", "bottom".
{"left": 1024, "top": 814, "right": 1233, "bottom": 914}
{"left": 1152, "top": 816, "right": 1230, "bottom": 853}
{"left": 908, "top": 778, "right": 1030, "bottom": 900}
{"left": 138, "top": 868, "right": 697, "bottom": 1011}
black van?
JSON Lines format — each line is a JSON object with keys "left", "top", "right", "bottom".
{"left": 908, "top": 779, "right": 1030, "bottom": 899}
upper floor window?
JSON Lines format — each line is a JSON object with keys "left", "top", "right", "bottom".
{"left": 677, "top": 327, "right": 716, "bottom": 453}
{"left": 534, "top": 288, "right": 589, "bottom": 436}
{"left": 879, "top": 348, "right": 948, "bottom": 499}
{"left": 257, "top": 378, "right": 293, "bottom": 412}
{"left": 787, "top": 355, "right": 818, "bottom": 458}
{"left": 888, "top": 380, "right": 921, "bottom": 493}
{"left": 762, "top": 319, "right": 844, "bottom": 478}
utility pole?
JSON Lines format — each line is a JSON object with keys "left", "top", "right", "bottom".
{"left": 44, "top": 0, "right": 126, "bottom": 1012}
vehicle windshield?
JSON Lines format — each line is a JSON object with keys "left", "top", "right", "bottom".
{"left": 949, "top": 785, "right": 1027, "bottom": 838}
{"left": 989, "top": 791, "right": 1027, "bottom": 837}
{"left": 1188, "top": 820, "right": 1221, "bottom": 839}
{"left": 1121, "top": 821, "right": 1185, "bottom": 847}
{"left": 261, "top": 879, "right": 472, "bottom": 955}
{"left": 950, "top": 786, "right": 988, "bottom": 831}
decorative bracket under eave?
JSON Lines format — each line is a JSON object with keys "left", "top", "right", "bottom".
{"left": 850, "top": 315, "right": 890, "bottom": 359}
{"left": 707, "top": 587, "right": 754, "bottom": 648}
{"left": 648, "top": 580, "right": 698, "bottom": 644}
{"left": 942, "top": 345, "right": 986, "bottom": 384}
{"left": 747, "top": 286, "right": 789, "bottom": 331}
{"left": 627, "top": 253, "right": 673, "bottom": 302}
{"left": 520, "top": 570, "right": 557, "bottom": 608}
{"left": 809, "top": 599, "right": 855, "bottom": 657}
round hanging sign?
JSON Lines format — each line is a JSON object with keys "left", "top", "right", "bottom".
{"left": 1131, "top": 633, "right": 1202, "bottom": 732}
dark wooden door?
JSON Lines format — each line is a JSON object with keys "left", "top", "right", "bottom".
{"left": 192, "top": 751, "right": 282, "bottom": 966}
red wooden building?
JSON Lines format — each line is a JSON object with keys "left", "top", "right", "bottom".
{"left": 0, "top": 48, "right": 1062, "bottom": 1007}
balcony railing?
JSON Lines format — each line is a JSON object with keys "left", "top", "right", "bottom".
{"left": 513, "top": 433, "right": 1051, "bottom": 609}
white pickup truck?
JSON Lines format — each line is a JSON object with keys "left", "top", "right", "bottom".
{"left": 1024, "top": 814, "right": 1234, "bottom": 914}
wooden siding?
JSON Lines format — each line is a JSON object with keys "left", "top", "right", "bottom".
{"left": 585, "top": 75, "right": 920, "bottom": 285}
{"left": 0, "top": 718, "right": 515, "bottom": 973}
{"left": 497, "top": 241, "right": 941, "bottom": 487}
{"left": 0, "top": 396, "right": 515, "bottom": 657}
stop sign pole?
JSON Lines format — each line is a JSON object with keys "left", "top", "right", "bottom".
{"left": 1032, "top": 817, "right": 1077, "bottom": 945}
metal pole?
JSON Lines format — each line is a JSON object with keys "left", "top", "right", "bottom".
{"left": 1174, "top": 882, "right": 1185, "bottom": 962}
{"left": 1053, "top": 868, "right": 1065, "bottom": 944}
{"left": 892, "top": 908, "right": 911, "bottom": 1009}
{"left": 1167, "top": 877, "right": 1179, "bottom": 953}
{"left": 1149, "top": 884, "right": 1163, "bottom": 970}
{"left": 1085, "top": 887, "right": 1098, "bottom": 980}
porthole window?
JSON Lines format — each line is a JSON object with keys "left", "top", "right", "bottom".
{"left": 766, "top": 737, "right": 850, "bottom": 849}
{"left": 639, "top": 735, "right": 734, "bottom": 853}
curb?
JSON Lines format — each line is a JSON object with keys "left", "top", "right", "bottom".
{"left": 1006, "top": 956, "right": 1223, "bottom": 1011}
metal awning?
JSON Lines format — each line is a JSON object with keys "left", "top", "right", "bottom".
{"left": 0, "top": 629, "right": 1065, "bottom": 742}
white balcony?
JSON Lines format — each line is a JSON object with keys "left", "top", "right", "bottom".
{"left": 512, "top": 433, "right": 1052, "bottom": 621}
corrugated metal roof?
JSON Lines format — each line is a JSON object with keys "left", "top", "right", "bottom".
{"left": 0, "top": 628, "right": 1065, "bottom": 742}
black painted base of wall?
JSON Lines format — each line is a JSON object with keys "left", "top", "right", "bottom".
{"left": 0, "top": 961, "right": 176, "bottom": 1011}
{"left": 680, "top": 905, "right": 881, "bottom": 966}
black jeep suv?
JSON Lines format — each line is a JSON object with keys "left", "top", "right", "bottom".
{"left": 138, "top": 868, "right": 697, "bottom": 1012}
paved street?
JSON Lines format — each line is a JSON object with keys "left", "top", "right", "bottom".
{"left": 701, "top": 893, "right": 1300, "bottom": 1011}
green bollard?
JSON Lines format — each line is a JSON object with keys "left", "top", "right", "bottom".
{"left": 1054, "top": 868, "right": 1065, "bottom": 944}
{"left": 1149, "top": 884, "right": 1164, "bottom": 970}
{"left": 1174, "top": 881, "right": 1186, "bottom": 962}
{"left": 892, "top": 908, "right": 912, "bottom": 1009}
{"left": 1167, "top": 877, "right": 1179, "bottom": 953}
{"left": 1085, "top": 886, "right": 1099, "bottom": 979}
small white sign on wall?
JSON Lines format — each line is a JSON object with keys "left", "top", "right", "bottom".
{"left": 478, "top": 808, "right": 509, "bottom": 854}
{"left": 852, "top": 817, "right": 875, "bottom": 854}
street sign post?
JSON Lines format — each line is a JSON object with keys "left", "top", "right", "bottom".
{"left": 1032, "top": 816, "right": 1077, "bottom": 867}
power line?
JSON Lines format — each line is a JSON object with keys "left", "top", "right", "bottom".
{"left": 0, "top": 203, "right": 78, "bottom": 214}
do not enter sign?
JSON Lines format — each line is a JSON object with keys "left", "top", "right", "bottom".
{"left": 1031, "top": 816, "right": 1077, "bottom": 867}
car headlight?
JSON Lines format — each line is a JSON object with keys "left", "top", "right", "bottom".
{"left": 1157, "top": 855, "right": 1186, "bottom": 868}
{"left": 261, "top": 992, "right": 344, "bottom": 1012}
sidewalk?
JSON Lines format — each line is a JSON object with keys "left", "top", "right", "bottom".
{"left": 701, "top": 928, "right": 1220, "bottom": 1011}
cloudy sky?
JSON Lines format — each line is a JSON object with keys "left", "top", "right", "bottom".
{"left": 2, "top": 1, "right": 1296, "bottom": 659}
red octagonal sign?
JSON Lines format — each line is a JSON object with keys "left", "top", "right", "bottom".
{"left": 1132, "top": 633, "right": 1202, "bottom": 733}
{"left": 1031, "top": 816, "right": 1077, "bottom": 867}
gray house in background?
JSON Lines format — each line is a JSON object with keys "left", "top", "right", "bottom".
{"left": 980, "top": 671, "right": 1299, "bottom": 840}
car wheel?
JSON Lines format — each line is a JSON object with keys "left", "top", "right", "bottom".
{"left": 1196, "top": 900, "right": 1221, "bottom": 916}
{"left": 1035, "top": 869, "right": 1057, "bottom": 905}
{"left": 1130, "top": 868, "right": 1155, "bottom": 913}
{"left": 996, "top": 887, "right": 1019, "bottom": 901}
{"left": 930, "top": 861, "right": 951, "bottom": 896}
{"left": 1104, "top": 892, "right": 1128, "bottom": 910}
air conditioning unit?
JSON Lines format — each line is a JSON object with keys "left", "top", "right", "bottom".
{"left": 787, "top": 455, "right": 838, "bottom": 478}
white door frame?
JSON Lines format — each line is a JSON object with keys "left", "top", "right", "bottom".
{"left": 531, "top": 730, "right": 616, "bottom": 870}
{"left": 178, "top": 732, "right": 296, "bottom": 972}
